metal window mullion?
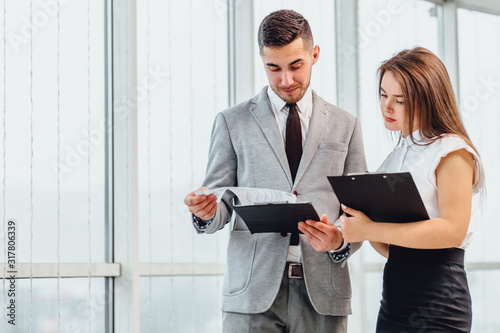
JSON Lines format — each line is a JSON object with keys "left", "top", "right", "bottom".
{"left": 231, "top": 0, "right": 255, "bottom": 104}
{"left": 104, "top": 0, "right": 114, "bottom": 332}
{"left": 335, "top": 0, "right": 360, "bottom": 117}
{"left": 422, "top": 0, "right": 445, "bottom": 5}
{"left": 362, "top": 262, "right": 500, "bottom": 272}
{"left": 455, "top": 0, "right": 500, "bottom": 16}
{"left": 438, "top": 1, "right": 460, "bottom": 96}
{"left": 111, "top": 0, "right": 139, "bottom": 331}
{"left": 138, "top": 263, "right": 225, "bottom": 277}
{"left": 227, "top": 0, "right": 235, "bottom": 107}
{"left": 335, "top": 1, "right": 363, "bottom": 332}
{"left": 0, "top": 263, "right": 121, "bottom": 278}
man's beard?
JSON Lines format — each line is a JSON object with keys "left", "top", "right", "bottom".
{"left": 274, "top": 81, "right": 310, "bottom": 104}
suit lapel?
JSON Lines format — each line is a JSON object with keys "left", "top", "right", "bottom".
{"left": 293, "top": 92, "right": 330, "bottom": 187}
{"left": 249, "top": 88, "right": 293, "bottom": 187}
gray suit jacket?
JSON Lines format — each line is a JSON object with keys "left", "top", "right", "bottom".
{"left": 198, "top": 87, "right": 367, "bottom": 316}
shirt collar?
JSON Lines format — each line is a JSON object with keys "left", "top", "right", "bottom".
{"left": 402, "top": 129, "right": 429, "bottom": 149}
{"left": 267, "top": 86, "right": 313, "bottom": 114}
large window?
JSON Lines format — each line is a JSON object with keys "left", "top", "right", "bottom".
{"left": 1, "top": 0, "right": 109, "bottom": 331}
{"left": 457, "top": 7, "right": 500, "bottom": 331}
{"left": 136, "top": 0, "right": 229, "bottom": 331}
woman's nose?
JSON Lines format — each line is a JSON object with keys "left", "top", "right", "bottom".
{"left": 383, "top": 100, "right": 393, "bottom": 113}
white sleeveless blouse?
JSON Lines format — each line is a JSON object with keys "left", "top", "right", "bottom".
{"left": 377, "top": 131, "right": 485, "bottom": 249}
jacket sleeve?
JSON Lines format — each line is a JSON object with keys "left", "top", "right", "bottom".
{"left": 195, "top": 112, "right": 237, "bottom": 234}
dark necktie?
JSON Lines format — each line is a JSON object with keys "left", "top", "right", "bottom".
{"left": 285, "top": 103, "right": 302, "bottom": 183}
{"left": 285, "top": 103, "right": 302, "bottom": 246}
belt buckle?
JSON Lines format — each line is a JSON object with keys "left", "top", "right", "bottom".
{"left": 288, "top": 263, "right": 302, "bottom": 279}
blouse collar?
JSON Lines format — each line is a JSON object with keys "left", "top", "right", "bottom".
{"left": 401, "top": 130, "right": 429, "bottom": 149}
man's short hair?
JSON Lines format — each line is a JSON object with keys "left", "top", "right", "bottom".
{"left": 258, "top": 10, "right": 314, "bottom": 54}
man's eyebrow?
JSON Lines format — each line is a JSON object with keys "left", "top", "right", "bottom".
{"left": 290, "top": 58, "right": 304, "bottom": 65}
{"left": 265, "top": 58, "right": 304, "bottom": 67}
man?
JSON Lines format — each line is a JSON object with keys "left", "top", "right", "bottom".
{"left": 184, "top": 10, "right": 366, "bottom": 333}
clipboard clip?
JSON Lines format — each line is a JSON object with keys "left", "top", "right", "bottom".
{"left": 346, "top": 171, "right": 389, "bottom": 180}
{"left": 254, "top": 201, "right": 289, "bottom": 205}
{"left": 345, "top": 171, "right": 388, "bottom": 176}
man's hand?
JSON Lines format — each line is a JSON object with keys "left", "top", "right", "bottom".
{"left": 184, "top": 187, "right": 218, "bottom": 220}
{"left": 298, "top": 214, "right": 344, "bottom": 252}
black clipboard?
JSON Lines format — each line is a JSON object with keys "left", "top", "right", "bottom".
{"left": 233, "top": 202, "right": 320, "bottom": 234}
{"left": 327, "top": 172, "right": 429, "bottom": 223}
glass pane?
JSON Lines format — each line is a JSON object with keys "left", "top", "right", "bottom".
{"left": 2, "top": 277, "right": 106, "bottom": 332}
{"left": 358, "top": 0, "right": 440, "bottom": 171}
{"left": 362, "top": 271, "right": 383, "bottom": 332}
{"left": 140, "top": 275, "right": 223, "bottom": 333}
{"left": 253, "top": 0, "right": 337, "bottom": 104}
{"left": 457, "top": 8, "right": 500, "bottom": 263}
{"left": 136, "top": 0, "right": 230, "bottom": 265}
{"left": 468, "top": 270, "right": 500, "bottom": 332}
{"left": 0, "top": 1, "right": 106, "bottom": 263}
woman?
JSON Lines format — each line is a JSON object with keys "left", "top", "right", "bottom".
{"left": 339, "top": 47, "right": 484, "bottom": 332}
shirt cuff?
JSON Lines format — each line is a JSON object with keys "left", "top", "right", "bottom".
{"left": 192, "top": 214, "right": 215, "bottom": 230}
{"left": 328, "top": 242, "right": 351, "bottom": 263}
{"left": 330, "top": 239, "right": 348, "bottom": 253}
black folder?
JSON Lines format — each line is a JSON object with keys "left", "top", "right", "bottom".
{"left": 233, "top": 202, "right": 320, "bottom": 234}
{"left": 327, "top": 172, "right": 429, "bottom": 223}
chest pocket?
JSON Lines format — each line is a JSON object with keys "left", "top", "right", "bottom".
{"left": 312, "top": 141, "right": 348, "bottom": 176}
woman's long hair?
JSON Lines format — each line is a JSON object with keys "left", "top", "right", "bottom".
{"left": 377, "top": 47, "right": 479, "bottom": 155}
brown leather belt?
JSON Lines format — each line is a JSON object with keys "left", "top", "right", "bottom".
{"left": 286, "top": 262, "right": 303, "bottom": 279}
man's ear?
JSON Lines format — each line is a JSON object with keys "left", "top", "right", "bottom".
{"left": 312, "top": 45, "right": 320, "bottom": 65}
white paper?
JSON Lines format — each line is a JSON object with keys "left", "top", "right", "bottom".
{"left": 194, "top": 187, "right": 296, "bottom": 205}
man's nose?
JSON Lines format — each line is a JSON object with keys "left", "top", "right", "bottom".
{"left": 281, "top": 71, "right": 294, "bottom": 87}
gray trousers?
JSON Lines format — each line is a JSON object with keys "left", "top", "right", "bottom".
{"left": 223, "top": 270, "right": 348, "bottom": 333}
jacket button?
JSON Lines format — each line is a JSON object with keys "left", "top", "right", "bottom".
{"left": 280, "top": 232, "right": 287, "bottom": 237}
{"left": 293, "top": 191, "right": 298, "bottom": 195}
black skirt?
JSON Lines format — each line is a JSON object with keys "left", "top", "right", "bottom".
{"left": 376, "top": 245, "right": 472, "bottom": 333}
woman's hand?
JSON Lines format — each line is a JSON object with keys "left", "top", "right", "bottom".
{"left": 339, "top": 204, "right": 375, "bottom": 243}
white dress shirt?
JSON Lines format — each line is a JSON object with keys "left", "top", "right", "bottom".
{"left": 267, "top": 86, "right": 312, "bottom": 262}
{"left": 267, "top": 86, "right": 312, "bottom": 149}
{"left": 377, "top": 131, "right": 485, "bottom": 249}
{"left": 267, "top": 86, "right": 348, "bottom": 262}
